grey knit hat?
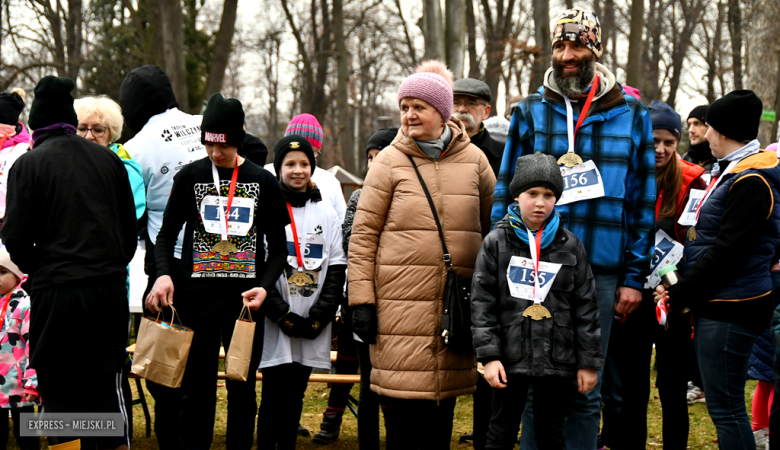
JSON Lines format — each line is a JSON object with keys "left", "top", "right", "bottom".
{"left": 509, "top": 152, "right": 564, "bottom": 200}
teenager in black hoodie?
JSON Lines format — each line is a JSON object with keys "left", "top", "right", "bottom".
{"left": 3, "top": 76, "right": 137, "bottom": 450}
{"left": 147, "top": 94, "right": 289, "bottom": 450}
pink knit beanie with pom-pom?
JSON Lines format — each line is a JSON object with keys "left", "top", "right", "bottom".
{"left": 397, "top": 60, "right": 454, "bottom": 122}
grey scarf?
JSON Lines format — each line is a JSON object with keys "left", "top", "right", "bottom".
{"left": 414, "top": 125, "right": 452, "bottom": 161}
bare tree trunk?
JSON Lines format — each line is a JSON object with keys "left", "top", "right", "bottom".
{"left": 602, "top": 0, "right": 615, "bottom": 68}
{"left": 747, "top": 0, "right": 780, "bottom": 145}
{"left": 728, "top": 0, "right": 744, "bottom": 89}
{"left": 642, "top": 0, "right": 662, "bottom": 101}
{"left": 333, "top": 0, "right": 354, "bottom": 172}
{"left": 530, "top": 0, "right": 550, "bottom": 93}
{"left": 65, "top": 0, "right": 82, "bottom": 81}
{"left": 205, "top": 0, "right": 238, "bottom": 98}
{"left": 421, "top": 0, "right": 445, "bottom": 61}
{"left": 772, "top": 50, "right": 780, "bottom": 143}
{"left": 280, "top": 0, "right": 314, "bottom": 104}
{"left": 626, "top": 0, "right": 644, "bottom": 87}
{"left": 466, "top": 0, "right": 479, "bottom": 78}
{"left": 565, "top": 0, "right": 574, "bottom": 7}
{"left": 482, "top": 0, "right": 518, "bottom": 115}
{"left": 311, "top": 0, "right": 331, "bottom": 120}
{"left": 445, "top": 0, "right": 466, "bottom": 79}
{"left": 666, "top": 0, "right": 706, "bottom": 107}
{"left": 159, "top": 0, "right": 188, "bottom": 109}
{"left": 706, "top": 1, "right": 726, "bottom": 103}
{"left": 393, "top": 0, "right": 417, "bottom": 67}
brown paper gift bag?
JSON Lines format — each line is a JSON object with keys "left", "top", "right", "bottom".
{"left": 225, "top": 305, "right": 256, "bottom": 381}
{"left": 131, "top": 306, "right": 194, "bottom": 388}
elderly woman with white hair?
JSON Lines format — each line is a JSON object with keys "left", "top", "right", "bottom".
{"left": 74, "top": 95, "right": 145, "bottom": 219}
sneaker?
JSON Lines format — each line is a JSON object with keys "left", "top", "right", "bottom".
{"left": 688, "top": 391, "right": 705, "bottom": 405}
{"left": 297, "top": 423, "right": 311, "bottom": 437}
{"left": 754, "top": 428, "right": 769, "bottom": 449}
{"left": 459, "top": 433, "right": 474, "bottom": 443}
{"left": 686, "top": 384, "right": 703, "bottom": 404}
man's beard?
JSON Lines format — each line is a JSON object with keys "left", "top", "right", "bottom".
{"left": 552, "top": 56, "right": 597, "bottom": 98}
{"left": 453, "top": 112, "right": 476, "bottom": 131}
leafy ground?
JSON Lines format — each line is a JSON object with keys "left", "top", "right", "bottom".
{"left": 6, "top": 359, "right": 756, "bottom": 449}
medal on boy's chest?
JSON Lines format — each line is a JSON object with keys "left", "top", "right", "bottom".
{"left": 507, "top": 226, "right": 561, "bottom": 321}
{"left": 687, "top": 226, "right": 697, "bottom": 242}
{"left": 523, "top": 304, "right": 552, "bottom": 320}
{"left": 212, "top": 239, "right": 238, "bottom": 255}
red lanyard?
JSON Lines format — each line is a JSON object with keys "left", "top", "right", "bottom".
{"left": 221, "top": 155, "right": 240, "bottom": 234}
{"left": 529, "top": 223, "right": 545, "bottom": 299}
{"left": 286, "top": 203, "right": 304, "bottom": 270}
{"left": 573, "top": 73, "right": 599, "bottom": 145}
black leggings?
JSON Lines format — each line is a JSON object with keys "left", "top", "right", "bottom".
{"left": 258, "top": 363, "right": 312, "bottom": 450}
{"left": 0, "top": 406, "right": 39, "bottom": 450}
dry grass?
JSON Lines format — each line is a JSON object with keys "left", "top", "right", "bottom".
{"left": 5, "top": 359, "right": 759, "bottom": 449}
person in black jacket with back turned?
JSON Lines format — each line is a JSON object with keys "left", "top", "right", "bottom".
{"left": 3, "top": 76, "right": 137, "bottom": 450}
{"left": 471, "top": 152, "right": 603, "bottom": 450}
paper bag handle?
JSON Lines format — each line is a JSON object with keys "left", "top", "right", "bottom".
{"left": 239, "top": 304, "right": 253, "bottom": 322}
{"left": 155, "top": 305, "right": 184, "bottom": 327}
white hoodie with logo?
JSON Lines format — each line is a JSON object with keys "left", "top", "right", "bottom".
{"left": 124, "top": 108, "right": 208, "bottom": 258}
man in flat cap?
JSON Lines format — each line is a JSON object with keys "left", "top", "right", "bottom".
{"left": 453, "top": 78, "right": 504, "bottom": 176}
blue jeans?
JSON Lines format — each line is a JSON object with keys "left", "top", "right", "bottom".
{"left": 695, "top": 317, "right": 759, "bottom": 450}
{"left": 520, "top": 273, "right": 619, "bottom": 450}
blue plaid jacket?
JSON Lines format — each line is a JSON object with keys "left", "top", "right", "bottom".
{"left": 492, "top": 85, "right": 656, "bottom": 290}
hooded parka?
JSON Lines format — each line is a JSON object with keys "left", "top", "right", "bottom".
{"left": 348, "top": 118, "right": 496, "bottom": 401}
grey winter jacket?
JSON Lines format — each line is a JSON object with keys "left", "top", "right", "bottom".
{"left": 471, "top": 216, "right": 603, "bottom": 377}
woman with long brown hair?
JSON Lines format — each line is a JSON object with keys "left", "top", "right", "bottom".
{"left": 609, "top": 100, "right": 705, "bottom": 449}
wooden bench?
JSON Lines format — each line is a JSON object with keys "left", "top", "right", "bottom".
{"left": 126, "top": 345, "right": 360, "bottom": 438}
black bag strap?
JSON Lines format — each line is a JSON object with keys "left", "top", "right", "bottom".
{"left": 406, "top": 154, "right": 452, "bottom": 268}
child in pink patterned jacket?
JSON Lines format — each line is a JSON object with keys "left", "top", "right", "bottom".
{"left": 0, "top": 249, "right": 39, "bottom": 450}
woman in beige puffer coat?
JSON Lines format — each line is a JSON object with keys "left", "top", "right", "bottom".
{"left": 348, "top": 60, "right": 496, "bottom": 449}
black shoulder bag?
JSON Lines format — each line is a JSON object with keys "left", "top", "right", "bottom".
{"left": 406, "top": 154, "right": 474, "bottom": 355}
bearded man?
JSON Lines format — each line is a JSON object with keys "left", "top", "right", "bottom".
{"left": 452, "top": 78, "right": 504, "bottom": 176}
{"left": 489, "top": 7, "right": 656, "bottom": 449}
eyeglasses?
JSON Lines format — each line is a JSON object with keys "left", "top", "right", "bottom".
{"left": 453, "top": 101, "right": 487, "bottom": 108}
{"left": 76, "top": 125, "right": 107, "bottom": 138}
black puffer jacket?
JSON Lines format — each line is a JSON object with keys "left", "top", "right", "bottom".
{"left": 471, "top": 216, "right": 603, "bottom": 377}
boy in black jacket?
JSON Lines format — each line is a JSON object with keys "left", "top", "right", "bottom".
{"left": 471, "top": 152, "right": 603, "bottom": 450}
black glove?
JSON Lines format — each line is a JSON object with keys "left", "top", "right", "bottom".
{"left": 352, "top": 304, "right": 377, "bottom": 344}
{"left": 278, "top": 312, "right": 307, "bottom": 338}
{"left": 301, "top": 316, "right": 325, "bottom": 340}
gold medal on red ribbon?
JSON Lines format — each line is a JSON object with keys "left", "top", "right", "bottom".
{"left": 523, "top": 304, "right": 552, "bottom": 321}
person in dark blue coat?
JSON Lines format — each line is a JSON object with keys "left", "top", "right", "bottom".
{"left": 655, "top": 90, "right": 780, "bottom": 450}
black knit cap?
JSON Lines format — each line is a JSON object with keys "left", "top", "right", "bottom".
{"left": 365, "top": 128, "right": 398, "bottom": 155}
{"left": 28, "top": 76, "right": 78, "bottom": 130}
{"left": 509, "top": 152, "right": 564, "bottom": 200}
{"left": 687, "top": 104, "right": 708, "bottom": 123}
{"left": 0, "top": 91, "right": 25, "bottom": 126}
{"left": 706, "top": 90, "right": 763, "bottom": 143}
{"left": 273, "top": 135, "right": 316, "bottom": 178}
{"left": 200, "top": 93, "right": 245, "bottom": 149}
